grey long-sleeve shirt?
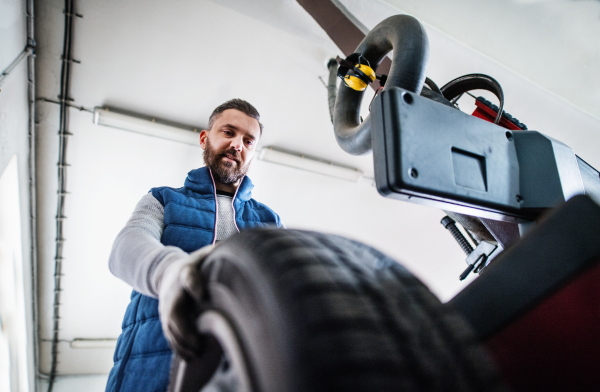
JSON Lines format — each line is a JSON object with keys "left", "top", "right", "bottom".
{"left": 109, "top": 192, "right": 240, "bottom": 298}
{"left": 108, "top": 193, "right": 186, "bottom": 298}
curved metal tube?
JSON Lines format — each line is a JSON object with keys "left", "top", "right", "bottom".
{"left": 333, "top": 15, "right": 429, "bottom": 155}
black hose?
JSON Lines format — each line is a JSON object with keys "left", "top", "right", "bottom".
{"left": 440, "top": 74, "right": 504, "bottom": 124}
{"left": 424, "top": 77, "right": 442, "bottom": 95}
{"left": 333, "top": 14, "right": 429, "bottom": 156}
{"left": 327, "top": 58, "right": 337, "bottom": 124}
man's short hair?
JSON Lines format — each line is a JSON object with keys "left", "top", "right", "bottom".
{"left": 208, "top": 98, "right": 263, "bottom": 135}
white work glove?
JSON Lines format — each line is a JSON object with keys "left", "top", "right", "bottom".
{"left": 158, "top": 244, "right": 214, "bottom": 361}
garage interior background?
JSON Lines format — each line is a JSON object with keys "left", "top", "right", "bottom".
{"left": 1, "top": 0, "right": 599, "bottom": 390}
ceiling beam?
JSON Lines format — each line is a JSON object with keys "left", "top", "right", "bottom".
{"left": 296, "top": 0, "right": 391, "bottom": 90}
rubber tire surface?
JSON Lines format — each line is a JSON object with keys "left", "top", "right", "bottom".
{"left": 198, "top": 228, "right": 504, "bottom": 392}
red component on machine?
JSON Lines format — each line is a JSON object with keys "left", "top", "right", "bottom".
{"left": 485, "top": 259, "right": 600, "bottom": 391}
{"left": 471, "top": 96, "right": 527, "bottom": 131}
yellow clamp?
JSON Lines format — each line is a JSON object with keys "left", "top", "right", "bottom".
{"left": 343, "top": 63, "right": 376, "bottom": 91}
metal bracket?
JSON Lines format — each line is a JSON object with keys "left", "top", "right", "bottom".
{"left": 460, "top": 241, "right": 499, "bottom": 280}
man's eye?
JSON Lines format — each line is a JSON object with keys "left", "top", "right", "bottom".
{"left": 246, "top": 140, "right": 254, "bottom": 146}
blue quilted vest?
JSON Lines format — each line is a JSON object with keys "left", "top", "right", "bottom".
{"left": 106, "top": 167, "right": 281, "bottom": 392}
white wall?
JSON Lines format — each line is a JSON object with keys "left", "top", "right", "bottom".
{"left": 0, "top": 157, "right": 29, "bottom": 392}
{"left": 0, "top": 0, "right": 36, "bottom": 390}
{"left": 37, "top": 374, "right": 108, "bottom": 391}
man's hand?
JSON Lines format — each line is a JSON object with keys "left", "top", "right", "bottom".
{"left": 158, "top": 245, "right": 214, "bottom": 361}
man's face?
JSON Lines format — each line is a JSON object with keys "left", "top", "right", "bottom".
{"left": 200, "top": 109, "right": 261, "bottom": 185}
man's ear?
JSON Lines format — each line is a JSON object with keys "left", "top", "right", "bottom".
{"left": 199, "top": 130, "right": 208, "bottom": 150}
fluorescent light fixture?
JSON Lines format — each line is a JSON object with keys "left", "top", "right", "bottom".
{"left": 258, "top": 147, "right": 364, "bottom": 182}
{"left": 70, "top": 338, "right": 117, "bottom": 349}
{"left": 93, "top": 107, "right": 202, "bottom": 146}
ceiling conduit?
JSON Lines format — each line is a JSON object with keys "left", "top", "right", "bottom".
{"left": 48, "top": 0, "right": 79, "bottom": 390}
{"left": 25, "top": 0, "right": 43, "bottom": 387}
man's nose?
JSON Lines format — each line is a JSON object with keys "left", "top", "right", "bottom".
{"left": 230, "top": 137, "right": 243, "bottom": 151}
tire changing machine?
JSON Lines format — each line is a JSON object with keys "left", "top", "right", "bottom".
{"left": 171, "top": 13, "right": 600, "bottom": 392}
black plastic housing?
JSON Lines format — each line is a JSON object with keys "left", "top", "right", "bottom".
{"left": 370, "top": 87, "right": 586, "bottom": 222}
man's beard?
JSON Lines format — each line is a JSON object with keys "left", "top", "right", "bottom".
{"left": 203, "top": 137, "right": 250, "bottom": 185}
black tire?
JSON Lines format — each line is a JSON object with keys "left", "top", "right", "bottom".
{"left": 173, "top": 228, "right": 504, "bottom": 392}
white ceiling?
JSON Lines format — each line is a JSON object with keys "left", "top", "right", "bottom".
{"left": 32, "top": 0, "right": 600, "bottom": 379}
{"left": 382, "top": 0, "right": 600, "bottom": 121}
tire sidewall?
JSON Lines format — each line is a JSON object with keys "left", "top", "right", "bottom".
{"left": 202, "top": 243, "right": 296, "bottom": 392}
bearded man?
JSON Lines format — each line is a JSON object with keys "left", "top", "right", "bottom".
{"left": 105, "top": 99, "right": 282, "bottom": 392}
